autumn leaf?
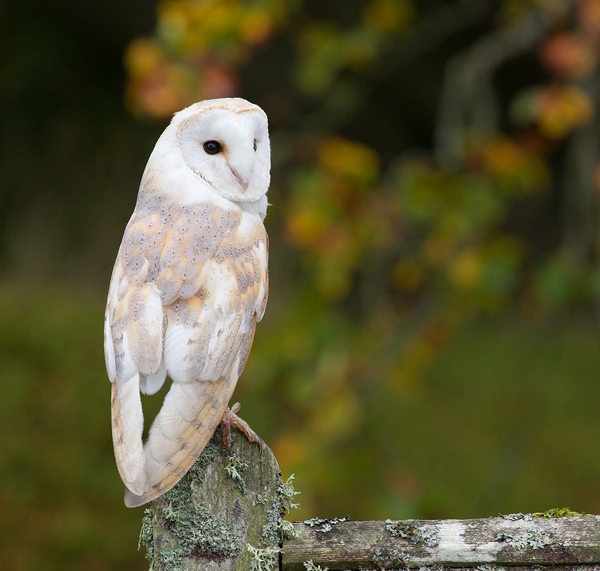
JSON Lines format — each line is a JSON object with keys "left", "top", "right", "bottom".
{"left": 540, "top": 32, "right": 596, "bottom": 79}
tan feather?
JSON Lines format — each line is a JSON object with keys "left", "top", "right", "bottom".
{"left": 124, "top": 369, "right": 238, "bottom": 507}
{"left": 111, "top": 375, "right": 147, "bottom": 496}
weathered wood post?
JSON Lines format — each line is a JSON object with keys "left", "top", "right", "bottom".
{"left": 139, "top": 427, "right": 288, "bottom": 570}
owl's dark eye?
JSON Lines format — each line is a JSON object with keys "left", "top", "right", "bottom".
{"left": 203, "top": 140, "right": 223, "bottom": 155}
{"left": 253, "top": 139, "right": 257, "bottom": 152}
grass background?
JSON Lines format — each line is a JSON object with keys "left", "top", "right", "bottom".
{"left": 1, "top": 283, "right": 599, "bottom": 570}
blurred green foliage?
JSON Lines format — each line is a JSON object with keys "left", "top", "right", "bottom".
{"left": 0, "top": 286, "right": 145, "bottom": 570}
{"left": 3, "top": 288, "right": 600, "bottom": 570}
{"left": 4, "top": 0, "right": 600, "bottom": 569}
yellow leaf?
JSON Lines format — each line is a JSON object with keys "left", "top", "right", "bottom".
{"left": 123, "top": 37, "right": 165, "bottom": 79}
{"left": 240, "top": 10, "right": 273, "bottom": 45}
{"left": 363, "top": 0, "right": 414, "bottom": 33}
{"left": 535, "top": 85, "right": 594, "bottom": 139}
{"left": 286, "top": 211, "right": 326, "bottom": 248}
{"left": 318, "top": 137, "right": 380, "bottom": 185}
{"left": 482, "top": 138, "right": 525, "bottom": 175}
{"left": 448, "top": 250, "right": 482, "bottom": 290}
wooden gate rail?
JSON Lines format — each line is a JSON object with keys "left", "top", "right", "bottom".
{"left": 282, "top": 515, "right": 600, "bottom": 570}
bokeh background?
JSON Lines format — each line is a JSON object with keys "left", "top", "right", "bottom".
{"left": 3, "top": 0, "right": 600, "bottom": 568}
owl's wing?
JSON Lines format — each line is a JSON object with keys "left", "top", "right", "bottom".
{"left": 104, "top": 203, "right": 268, "bottom": 507}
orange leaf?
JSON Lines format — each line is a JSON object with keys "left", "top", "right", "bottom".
{"left": 540, "top": 32, "right": 596, "bottom": 79}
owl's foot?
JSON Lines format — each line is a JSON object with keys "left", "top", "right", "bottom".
{"left": 221, "top": 402, "right": 264, "bottom": 454}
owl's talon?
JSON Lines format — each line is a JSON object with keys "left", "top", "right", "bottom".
{"left": 221, "top": 403, "right": 264, "bottom": 454}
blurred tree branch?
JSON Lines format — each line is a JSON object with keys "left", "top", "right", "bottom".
{"left": 435, "top": 0, "right": 575, "bottom": 167}
{"left": 302, "top": 0, "right": 498, "bottom": 132}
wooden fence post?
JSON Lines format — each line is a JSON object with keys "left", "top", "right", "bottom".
{"left": 138, "top": 434, "right": 600, "bottom": 571}
{"left": 139, "top": 427, "right": 284, "bottom": 570}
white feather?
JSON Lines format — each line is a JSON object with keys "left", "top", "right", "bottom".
{"left": 119, "top": 330, "right": 139, "bottom": 383}
{"left": 140, "top": 359, "right": 167, "bottom": 395}
{"left": 113, "top": 373, "right": 147, "bottom": 494}
{"left": 104, "top": 307, "right": 117, "bottom": 382}
{"left": 164, "top": 324, "right": 195, "bottom": 383}
{"left": 118, "top": 274, "right": 129, "bottom": 299}
{"left": 132, "top": 283, "right": 163, "bottom": 375}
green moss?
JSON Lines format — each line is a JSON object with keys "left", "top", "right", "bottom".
{"left": 164, "top": 503, "right": 240, "bottom": 559}
{"left": 500, "top": 507, "right": 585, "bottom": 530}
{"left": 163, "top": 433, "right": 239, "bottom": 560}
{"left": 139, "top": 431, "right": 241, "bottom": 570}
{"left": 138, "top": 508, "right": 154, "bottom": 566}
{"left": 261, "top": 472, "right": 301, "bottom": 547}
{"left": 187, "top": 430, "right": 227, "bottom": 477}
{"left": 532, "top": 507, "right": 584, "bottom": 518}
{"left": 261, "top": 500, "right": 283, "bottom": 546}
{"left": 225, "top": 454, "right": 249, "bottom": 494}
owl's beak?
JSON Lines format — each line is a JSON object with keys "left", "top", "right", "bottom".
{"left": 230, "top": 167, "right": 249, "bottom": 193}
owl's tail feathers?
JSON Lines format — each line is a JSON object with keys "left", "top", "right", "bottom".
{"left": 124, "top": 375, "right": 235, "bottom": 508}
{"left": 111, "top": 374, "right": 148, "bottom": 497}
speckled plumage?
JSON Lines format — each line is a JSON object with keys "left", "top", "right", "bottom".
{"left": 104, "top": 98, "right": 270, "bottom": 507}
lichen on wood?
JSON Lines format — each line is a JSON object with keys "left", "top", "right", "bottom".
{"left": 141, "top": 426, "right": 283, "bottom": 571}
{"left": 385, "top": 519, "right": 440, "bottom": 547}
{"left": 246, "top": 543, "right": 282, "bottom": 570}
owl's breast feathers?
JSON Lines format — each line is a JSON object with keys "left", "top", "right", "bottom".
{"left": 106, "top": 199, "right": 268, "bottom": 387}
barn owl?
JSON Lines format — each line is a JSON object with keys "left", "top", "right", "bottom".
{"left": 104, "top": 98, "right": 270, "bottom": 508}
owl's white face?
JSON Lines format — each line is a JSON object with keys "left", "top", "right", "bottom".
{"left": 173, "top": 98, "right": 271, "bottom": 204}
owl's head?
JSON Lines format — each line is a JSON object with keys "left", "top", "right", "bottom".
{"left": 144, "top": 98, "right": 271, "bottom": 205}
{"left": 177, "top": 98, "right": 270, "bottom": 203}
